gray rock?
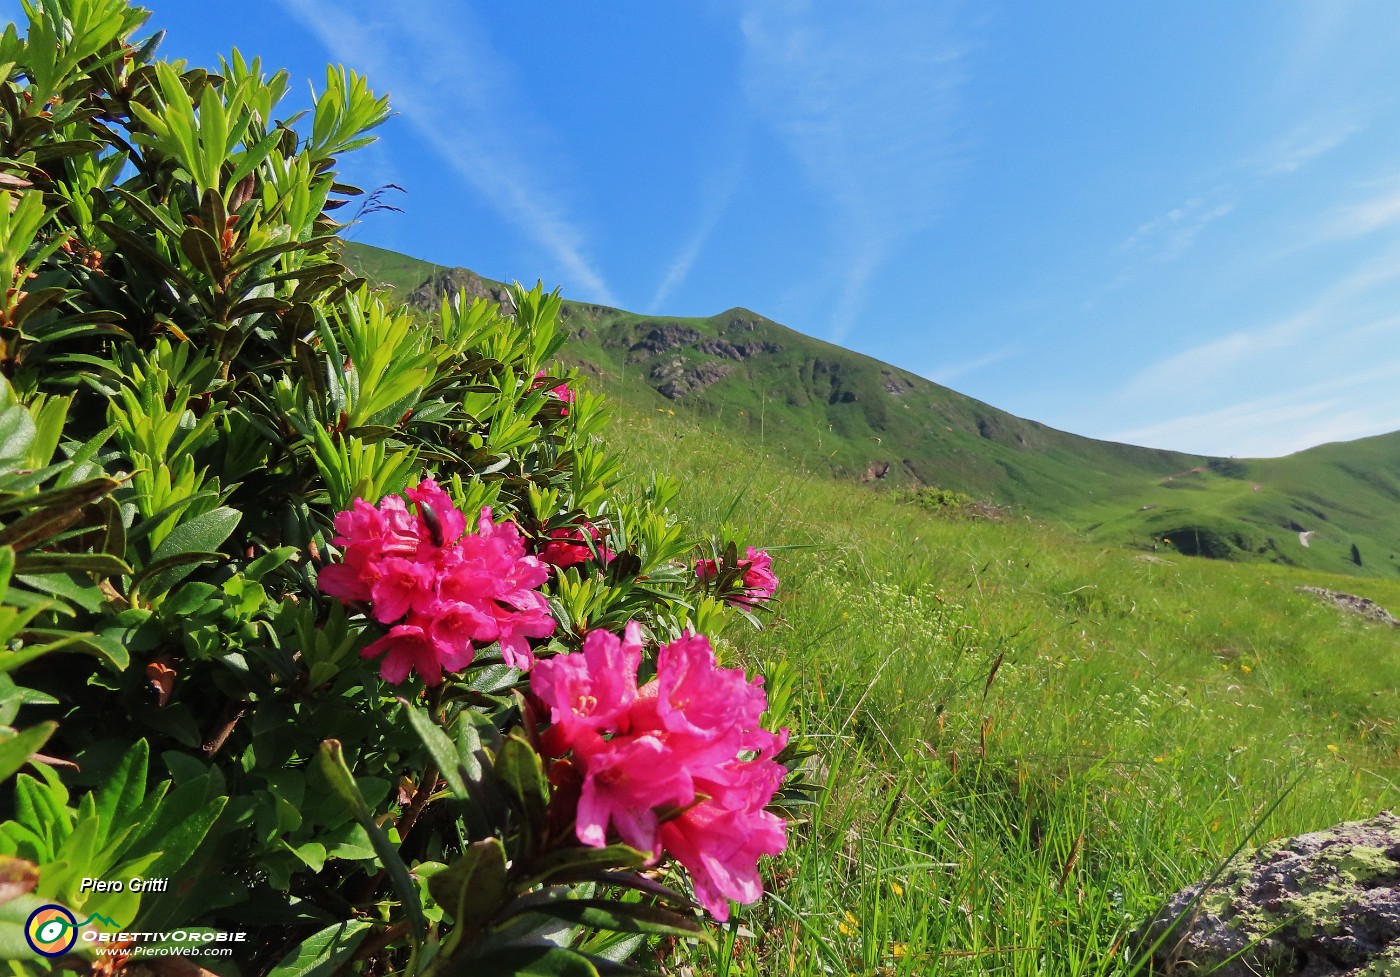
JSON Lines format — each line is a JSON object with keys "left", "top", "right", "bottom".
{"left": 1295, "top": 588, "right": 1400, "bottom": 628}
{"left": 1136, "top": 812, "right": 1400, "bottom": 975}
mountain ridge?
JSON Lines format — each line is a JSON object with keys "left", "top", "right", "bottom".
{"left": 342, "top": 240, "right": 1400, "bottom": 580}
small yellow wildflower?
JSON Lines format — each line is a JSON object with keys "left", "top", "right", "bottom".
{"left": 1240, "top": 664, "right": 1252, "bottom": 674}
{"left": 1327, "top": 744, "right": 1339, "bottom": 753}
{"left": 891, "top": 882, "right": 905, "bottom": 897}
{"left": 1153, "top": 756, "right": 1165, "bottom": 763}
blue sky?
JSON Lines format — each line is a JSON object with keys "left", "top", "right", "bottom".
{"left": 17, "top": 1, "right": 1400, "bottom": 457}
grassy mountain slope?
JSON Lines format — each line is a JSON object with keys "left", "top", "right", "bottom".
{"left": 342, "top": 241, "right": 1400, "bottom": 579}
{"left": 608, "top": 399, "right": 1400, "bottom": 975}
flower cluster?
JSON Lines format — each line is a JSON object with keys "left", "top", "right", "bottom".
{"left": 695, "top": 546, "right": 779, "bottom": 606}
{"left": 538, "top": 522, "right": 615, "bottom": 570}
{"left": 531, "top": 625, "right": 787, "bottom": 920}
{"left": 319, "top": 479, "right": 555, "bottom": 683}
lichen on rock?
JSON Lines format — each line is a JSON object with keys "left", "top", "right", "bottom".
{"left": 1135, "top": 812, "right": 1400, "bottom": 975}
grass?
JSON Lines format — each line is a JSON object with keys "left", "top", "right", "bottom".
{"left": 602, "top": 402, "right": 1400, "bottom": 976}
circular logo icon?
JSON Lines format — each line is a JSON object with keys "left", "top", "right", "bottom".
{"left": 25, "top": 904, "right": 77, "bottom": 957}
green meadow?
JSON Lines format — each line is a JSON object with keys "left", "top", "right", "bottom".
{"left": 604, "top": 402, "right": 1400, "bottom": 976}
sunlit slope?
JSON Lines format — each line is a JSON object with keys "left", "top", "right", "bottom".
{"left": 1080, "top": 434, "right": 1400, "bottom": 577}
{"left": 342, "top": 244, "right": 1200, "bottom": 501}
{"left": 344, "top": 240, "right": 1400, "bottom": 578}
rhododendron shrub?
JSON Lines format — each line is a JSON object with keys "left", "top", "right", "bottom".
{"left": 532, "top": 626, "right": 788, "bottom": 919}
{"left": 0, "top": 3, "right": 802, "bottom": 974}
{"left": 319, "top": 480, "right": 554, "bottom": 681}
{"left": 538, "top": 521, "right": 616, "bottom": 569}
{"left": 697, "top": 545, "right": 781, "bottom": 606}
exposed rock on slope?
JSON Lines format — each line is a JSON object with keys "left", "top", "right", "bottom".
{"left": 649, "top": 359, "right": 733, "bottom": 400}
{"left": 1136, "top": 812, "right": 1400, "bottom": 976}
{"left": 1296, "top": 587, "right": 1400, "bottom": 627}
{"left": 408, "top": 268, "right": 516, "bottom": 314}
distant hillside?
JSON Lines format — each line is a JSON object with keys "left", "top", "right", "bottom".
{"left": 341, "top": 241, "right": 1400, "bottom": 579}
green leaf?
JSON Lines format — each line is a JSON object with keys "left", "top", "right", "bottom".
{"left": 149, "top": 506, "right": 241, "bottom": 563}
{"left": 465, "top": 946, "right": 601, "bottom": 977}
{"left": 130, "top": 552, "right": 224, "bottom": 593}
{"left": 0, "top": 894, "right": 47, "bottom": 961}
{"left": 13, "top": 572, "right": 104, "bottom": 613}
{"left": 429, "top": 837, "right": 507, "bottom": 937}
{"left": 244, "top": 545, "right": 298, "bottom": 581}
{"left": 92, "top": 740, "right": 149, "bottom": 854}
{"left": 159, "top": 582, "right": 219, "bottom": 617}
{"left": 286, "top": 841, "right": 326, "bottom": 873}
{"left": 0, "top": 404, "right": 35, "bottom": 467}
{"left": 265, "top": 918, "right": 371, "bottom": 977}
{"left": 0, "top": 723, "right": 55, "bottom": 782}
{"left": 134, "top": 506, "right": 240, "bottom": 597}
{"left": 130, "top": 776, "right": 227, "bottom": 882}
{"left": 494, "top": 731, "right": 548, "bottom": 830}
{"left": 0, "top": 475, "right": 123, "bottom": 518}
{"left": 521, "top": 845, "right": 648, "bottom": 888}
{"left": 179, "top": 225, "right": 224, "bottom": 280}
{"left": 316, "top": 740, "right": 426, "bottom": 944}
{"left": 14, "top": 629, "right": 129, "bottom": 672}
{"left": 399, "top": 698, "right": 468, "bottom": 799}
{"left": 517, "top": 898, "right": 711, "bottom": 944}
{"left": 12, "top": 552, "right": 131, "bottom": 576}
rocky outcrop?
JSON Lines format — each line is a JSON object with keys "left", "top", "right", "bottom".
{"left": 1135, "top": 812, "right": 1400, "bottom": 976}
{"left": 630, "top": 323, "right": 701, "bottom": 356}
{"left": 628, "top": 323, "right": 779, "bottom": 362}
{"left": 1296, "top": 588, "right": 1400, "bottom": 628}
{"left": 697, "top": 338, "right": 781, "bottom": 361}
{"left": 407, "top": 268, "right": 515, "bottom": 315}
{"left": 649, "top": 358, "right": 732, "bottom": 400}
{"left": 882, "top": 371, "right": 913, "bottom": 395}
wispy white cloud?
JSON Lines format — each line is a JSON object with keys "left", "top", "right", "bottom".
{"left": 1120, "top": 196, "right": 1236, "bottom": 262}
{"left": 1110, "top": 357, "right": 1400, "bottom": 457}
{"left": 1321, "top": 177, "right": 1400, "bottom": 240}
{"left": 1120, "top": 242, "right": 1400, "bottom": 400}
{"left": 1248, "top": 120, "right": 1362, "bottom": 176}
{"left": 1106, "top": 118, "right": 1358, "bottom": 286}
{"left": 648, "top": 156, "right": 745, "bottom": 313}
{"left": 281, "top": 0, "right": 617, "bottom": 305}
{"left": 1122, "top": 316, "right": 1305, "bottom": 399}
{"left": 737, "top": 0, "right": 970, "bottom": 340}
{"left": 926, "top": 345, "right": 1019, "bottom": 387}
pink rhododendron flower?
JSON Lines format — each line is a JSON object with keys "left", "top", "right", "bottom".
{"left": 530, "top": 625, "right": 788, "bottom": 919}
{"left": 658, "top": 798, "right": 788, "bottom": 921}
{"left": 318, "top": 480, "right": 556, "bottom": 685}
{"left": 533, "top": 622, "right": 644, "bottom": 755}
{"left": 694, "top": 546, "right": 780, "bottom": 606}
{"left": 533, "top": 370, "right": 576, "bottom": 416}
{"left": 538, "top": 523, "right": 615, "bottom": 569}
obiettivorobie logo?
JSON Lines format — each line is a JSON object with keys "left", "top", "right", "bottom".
{"left": 24, "top": 905, "right": 119, "bottom": 957}
{"left": 23, "top": 903, "right": 249, "bottom": 959}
